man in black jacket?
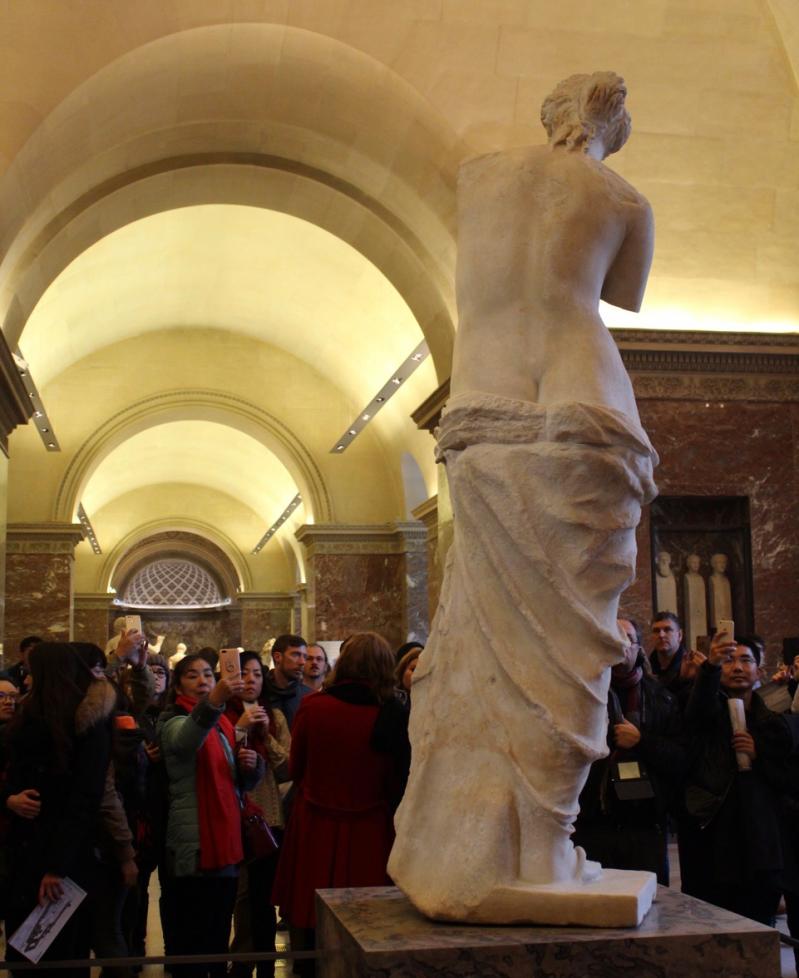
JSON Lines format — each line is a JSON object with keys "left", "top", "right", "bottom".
{"left": 262, "top": 634, "right": 312, "bottom": 730}
{"left": 681, "top": 630, "right": 797, "bottom": 924}
{"left": 573, "top": 617, "right": 685, "bottom": 884}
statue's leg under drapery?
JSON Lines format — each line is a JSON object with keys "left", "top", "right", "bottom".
{"left": 389, "top": 395, "right": 658, "bottom": 925}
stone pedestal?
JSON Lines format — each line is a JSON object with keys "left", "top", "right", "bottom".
{"left": 295, "top": 524, "right": 428, "bottom": 647}
{"left": 316, "top": 886, "right": 779, "bottom": 978}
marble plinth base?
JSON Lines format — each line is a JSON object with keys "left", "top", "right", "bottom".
{"left": 433, "top": 867, "right": 656, "bottom": 927}
{"left": 316, "top": 885, "right": 780, "bottom": 978}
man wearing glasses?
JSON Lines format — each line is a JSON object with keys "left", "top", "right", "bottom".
{"left": 0, "top": 679, "right": 18, "bottom": 725}
{"left": 681, "top": 630, "right": 797, "bottom": 925}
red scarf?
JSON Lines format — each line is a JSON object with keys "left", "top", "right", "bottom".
{"left": 175, "top": 694, "right": 243, "bottom": 870}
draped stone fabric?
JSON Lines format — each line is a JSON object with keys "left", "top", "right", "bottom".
{"left": 389, "top": 392, "right": 658, "bottom": 922}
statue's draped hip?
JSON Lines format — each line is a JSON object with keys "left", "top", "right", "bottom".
{"left": 389, "top": 392, "right": 658, "bottom": 921}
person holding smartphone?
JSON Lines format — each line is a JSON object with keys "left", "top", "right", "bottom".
{"left": 225, "top": 651, "right": 290, "bottom": 978}
{"left": 158, "top": 656, "right": 261, "bottom": 978}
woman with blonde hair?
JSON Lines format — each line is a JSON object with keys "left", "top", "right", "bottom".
{"left": 272, "top": 632, "right": 409, "bottom": 976}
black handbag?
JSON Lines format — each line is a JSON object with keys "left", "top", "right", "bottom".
{"left": 240, "top": 795, "right": 278, "bottom": 863}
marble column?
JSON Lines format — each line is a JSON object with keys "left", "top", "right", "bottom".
{"left": 238, "top": 593, "right": 294, "bottom": 649}
{"left": 74, "top": 593, "right": 114, "bottom": 646}
{"left": 0, "top": 334, "right": 35, "bottom": 657}
{"left": 5, "top": 523, "right": 85, "bottom": 656}
{"left": 412, "top": 496, "right": 441, "bottom": 623}
{"left": 295, "top": 523, "right": 429, "bottom": 648}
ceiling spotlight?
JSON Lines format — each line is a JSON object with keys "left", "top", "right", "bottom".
{"left": 375, "top": 396, "right": 385, "bottom": 403}
{"left": 362, "top": 414, "right": 370, "bottom": 421}
{"left": 40, "top": 428, "right": 49, "bottom": 434}
{"left": 391, "top": 377, "right": 402, "bottom": 385}
{"left": 34, "top": 411, "right": 43, "bottom": 419}
{"left": 411, "top": 353, "right": 424, "bottom": 362}
{"left": 48, "top": 442, "right": 56, "bottom": 448}
{"left": 348, "top": 429, "right": 357, "bottom": 436}
{"left": 336, "top": 445, "right": 344, "bottom": 451}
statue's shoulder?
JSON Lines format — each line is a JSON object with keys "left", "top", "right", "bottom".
{"left": 458, "top": 145, "right": 546, "bottom": 186}
{"left": 595, "top": 160, "right": 651, "bottom": 213}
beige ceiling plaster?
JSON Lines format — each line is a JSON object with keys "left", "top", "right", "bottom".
{"left": 7, "top": 328, "right": 408, "bottom": 527}
{"left": 21, "top": 205, "right": 425, "bottom": 399}
{"left": 0, "top": 6, "right": 795, "bottom": 348}
{"left": 0, "top": 22, "right": 460, "bottom": 371}
{"left": 81, "top": 420, "right": 301, "bottom": 526}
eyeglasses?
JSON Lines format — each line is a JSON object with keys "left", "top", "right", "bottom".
{"left": 0, "top": 692, "right": 18, "bottom": 701}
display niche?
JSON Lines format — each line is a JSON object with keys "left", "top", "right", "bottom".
{"left": 649, "top": 496, "right": 754, "bottom": 647}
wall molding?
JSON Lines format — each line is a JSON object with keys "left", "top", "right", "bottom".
{"left": 295, "top": 522, "right": 427, "bottom": 558}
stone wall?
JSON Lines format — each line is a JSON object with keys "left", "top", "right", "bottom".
{"left": 297, "top": 523, "right": 429, "bottom": 650}
{"left": 621, "top": 400, "right": 799, "bottom": 668}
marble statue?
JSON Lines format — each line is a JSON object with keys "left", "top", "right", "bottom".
{"left": 654, "top": 551, "right": 678, "bottom": 614}
{"left": 683, "top": 554, "right": 708, "bottom": 650}
{"left": 105, "top": 616, "right": 127, "bottom": 656}
{"left": 169, "top": 641, "right": 188, "bottom": 669}
{"left": 389, "top": 72, "right": 658, "bottom": 928}
{"left": 709, "top": 553, "right": 733, "bottom": 628}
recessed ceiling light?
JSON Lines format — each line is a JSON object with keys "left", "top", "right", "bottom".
{"left": 375, "top": 396, "right": 385, "bottom": 403}
{"left": 48, "top": 442, "right": 55, "bottom": 448}
{"left": 391, "top": 377, "right": 402, "bottom": 385}
{"left": 336, "top": 445, "right": 344, "bottom": 450}
{"left": 362, "top": 414, "right": 370, "bottom": 421}
{"left": 348, "top": 429, "right": 356, "bottom": 435}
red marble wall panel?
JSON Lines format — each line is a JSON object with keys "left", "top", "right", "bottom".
{"left": 311, "top": 552, "right": 408, "bottom": 649}
{"left": 73, "top": 606, "right": 112, "bottom": 647}
{"left": 240, "top": 605, "right": 293, "bottom": 650}
{"left": 5, "top": 552, "right": 72, "bottom": 656}
{"left": 621, "top": 400, "right": 799, "bottom": 667}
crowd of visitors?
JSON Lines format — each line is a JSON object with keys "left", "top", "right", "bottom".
{"left": 0, "top": 614, "right": 798, "bottom": 976}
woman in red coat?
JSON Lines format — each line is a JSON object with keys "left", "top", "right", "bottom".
{"left": 272, "top": 631, "right": 409, "bottom": 974}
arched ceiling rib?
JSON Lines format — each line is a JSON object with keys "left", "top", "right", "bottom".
{"left": 80, "top": 421, "right": 301, "bottom": 530}
{"left": 21, "top": 205, "right": 425, "bottom": 402}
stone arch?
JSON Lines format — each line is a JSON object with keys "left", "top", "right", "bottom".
{"left": 5, "top": 163, "right": 452, "bottom": 380}
{"left": 101, "top": 520, "right": 253, "bottom": 596}
{"left": 55, "top": 389, "right": 332, "bottom": 526}
{"left": 0, "top": 22, "right": 462, "bottom": 378}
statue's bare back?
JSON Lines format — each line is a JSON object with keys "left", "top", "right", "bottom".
{"left": 452, "top": 143, "right": 653, "bottom": 420}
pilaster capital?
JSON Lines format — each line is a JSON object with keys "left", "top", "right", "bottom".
{"left": 295, "top": 523, "right": 427, "bottom": 558}
{"left": 7, "top": 522, "right": 85, "bottom": 555}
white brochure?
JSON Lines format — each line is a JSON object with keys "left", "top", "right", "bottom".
{"left": 9, "top": 877, "right": 87, "bottom": 963}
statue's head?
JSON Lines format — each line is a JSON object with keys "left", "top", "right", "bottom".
{"left": 540, "top": 71, "right": 631, "bottom": 157}
{"left": 710, "top": 553, "right": 728, "bottom": 573}
{"left": 686, "top": 553, "right": 701, "bottom": 572}
{"left": 656, "top": 550, "right": 672, "bottom": 575}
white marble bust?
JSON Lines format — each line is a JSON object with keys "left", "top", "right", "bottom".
{"left": 709, "top": 552, "right": 733, "bottom": 627}
{"left": 169, "top": 641, "right": 188, "bottom": 668}
{"left": 654, "top": 551, "right": 678, "bottom": 615}
{"left": 683, "top": 553, "right": 708, "bottom": 650}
